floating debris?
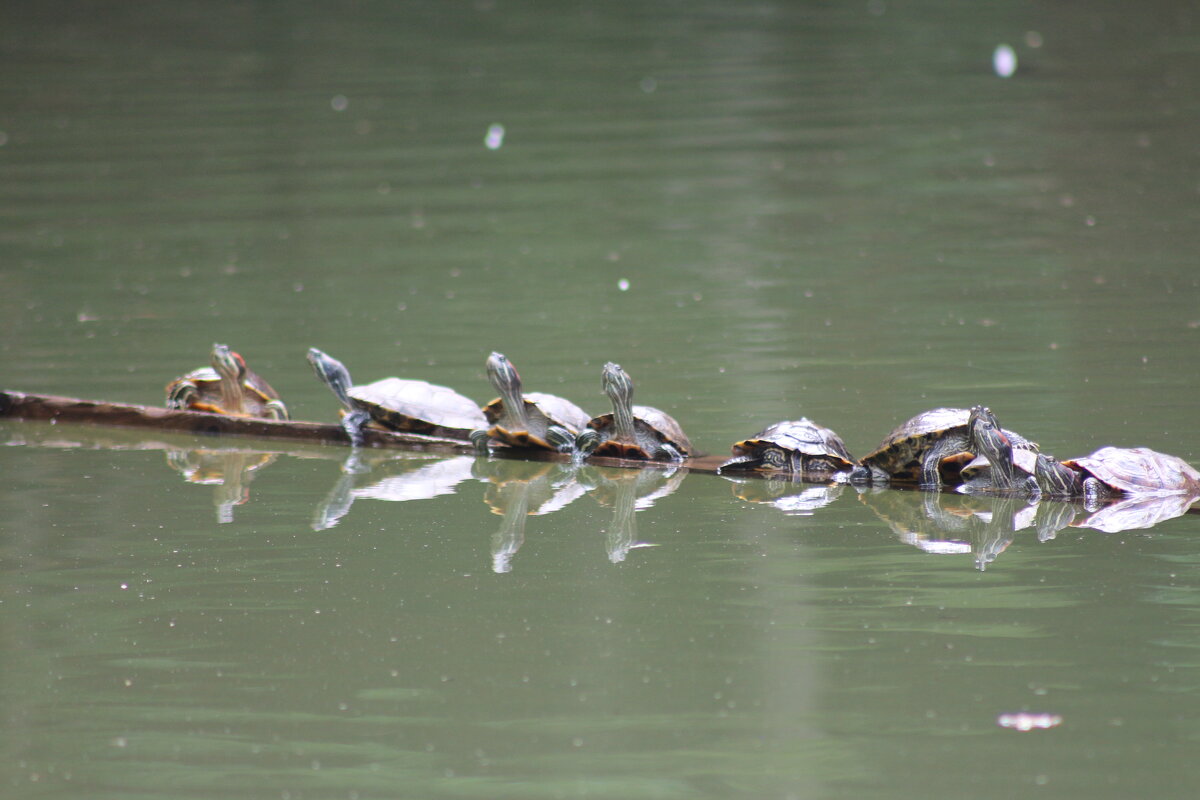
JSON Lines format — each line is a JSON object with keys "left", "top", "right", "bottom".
{"left": 993, "top": 44, "right": 1017, "bottom": 78}
{"left": 484, "top": 123, "right": 505, "bottom": 150}
{"left": 997, "top": 712, "right": 1062, "bottom": 731}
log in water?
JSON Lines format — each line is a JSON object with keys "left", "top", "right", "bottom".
{"left": 0, "top": 389, "right": 731, "bottom": 473}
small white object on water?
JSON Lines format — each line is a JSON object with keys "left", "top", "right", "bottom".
{"left": 484, "top": 123, "right": 505, "bottom": 150}
{"left": 331, "top": 94, "right": 349, "bottom": 111}
{"left": 997, "top": 712, "right": 1063, "bottom": 731}
{"left": 993, "top": 44, "right": 1017, "bottom": 78}
{"left": 617, "top": 278, "right": 630, "bottom": 291}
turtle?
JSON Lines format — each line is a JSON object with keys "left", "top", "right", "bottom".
{"left": 306, "top": 347, "right": 487, "bottom": 447}
{"left": 718, "top": 419, "right": 856, "bottom": 477}
{"left": 575, "top": 362, "right": 691, "bottom": 462}
{"left": 1034, "top": 447, "right": 1200, "bottom": 508}
{"left": 849, "top": 406, "right": 1036, "bottom": 489}
{"left": 166, "top": 343, "right": 289, "bottom": 420}
{"left": 470, "top": 352, "right": 591, "bottom": 454}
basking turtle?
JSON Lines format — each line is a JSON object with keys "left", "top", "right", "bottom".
{"left": 470, "top": 352, "right": 590, "bottom": 454}
{"left": 575, "top": 362, "right": 691, "bottom": 462}
{"left": 307, "top": 348, "right": 486, "bottom": 447}
{"left": 719, "top": 419, "right": 856, "bottom": 477}
{"left": 850, "top": 406, "right": 1035, "bottom": 489}
{"left": 1035, "top": 447, "right": 1200, "bottom": 507}
{"left": 166, "top": 343, "right": 289, "bottom": 420}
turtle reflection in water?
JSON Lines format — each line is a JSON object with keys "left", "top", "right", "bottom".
{"left": 475, "top": 459, "right": 588, "bottom": 573}
{"left": 720, "top": 419, "right": 856, "bottom": 480}
{"left": 311, "top": 454, "right": 478, "bottom": 531}
{"left": 723, "top": 474, "right": 846, "bottom": 516}
{"left": 1066, "top": 492, "right": 1199, "bottom": 534}
{"left": 859, "top": 489, "right": 1068, "bottom": 570}
{"left": 471, "top": 352, "right": 590, "bottom": 455}
{"left": 166, "top": 343, "right": 289, "bottom": 420}
{"left": 851, "top": 406, "right": 1036, "bottom": 490}
{"left": 166, "top": 447, "right": 278, "bottom": 524}
{"left": 576, "top": 362, "right": 691, "bottom": 463}
{"left": 307, "top": 348, "right": 486, "bottom": 447}
{"left": 581, "top": 465, "right": 686, "bottom": 564}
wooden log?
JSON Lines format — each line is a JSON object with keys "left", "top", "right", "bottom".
{"left": 0, "top": 389, "right": 731, "bottom": 473}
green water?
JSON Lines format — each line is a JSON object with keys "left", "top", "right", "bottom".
{"left": 3, "top": 1, "right": 1200, "bottom": 797}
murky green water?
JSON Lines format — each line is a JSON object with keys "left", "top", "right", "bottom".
{"left": 4, "top": 1, "right": 1200, "bottom": 797}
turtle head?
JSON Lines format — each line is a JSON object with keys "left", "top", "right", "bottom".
{"left": 968, "top": 405, "right": 1015, "bottom": 489}
{"left": 307, "top": 347, "right": 355, "bottom": 409}
{"left": 601, "top": 362, "right": 634, "bottom": 408}
{"left": 1035, "top": 454, "right": 1082, "bottom": 497}
{"left": 486, "top": 351, "right": 525, "bottom": 407}
{"left": 211, "top": 344, "right": 247, "bottom": 382}
{"left": 601, "top": 362, "right": 637, "bottom": 439}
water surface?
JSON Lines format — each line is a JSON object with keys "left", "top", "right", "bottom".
{"left": 3, "top": 1, "right": 1200, "bottom": 797}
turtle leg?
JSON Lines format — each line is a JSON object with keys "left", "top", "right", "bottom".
{"left": 848, "top": 464, "right": 874, "bottom": 484}
{"left": 919, "top": 437, "right": 965, "bottom": 489}
{"left": 544, "top": 425, "right": 576, "bottom": 455}
{"left": 264, "top": 400, "right": 289, "bottom": 421}
{"left": 166, "top": 381, "right": 197, "bottom": 410}
{"left": 574, "top": 429, "right": 604, "bottom": 463}
{"left": 656, "top": 443, "right": 684, "bottom": 463}
{"left": 470, "top": 428, "right": 493, "bottom": 455}
{"left": 1023, "top": 474, "right": 1042, "bottom": 501}
{"left": 1082, "top": 476, "right": 1114, "bottom": 510}
{"left": 341, "top": 409, "right": 370, "bottom": 448}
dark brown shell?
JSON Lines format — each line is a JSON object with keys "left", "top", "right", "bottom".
{"left": 165, "top": 366, "right": 285, "bottom": 418}
{"left": 731, "top": 419, "right": 856, "bottom": 470}
{"left": 482, "top": 391, "right": 590, "bottom": 450}
{"left": 587, "top": 404, "right": 691, "bottom": 460}
{"left": 858, "top": 408, "right": 974, "bottom": 482}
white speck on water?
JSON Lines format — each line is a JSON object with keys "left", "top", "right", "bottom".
{"left": 331, "top": 94, "right": 348, "bottom": 112}
{"left": 993, "top": 44, "right": 1017, "bottom": 77}
{"left": 997, "top": 712, "right": 1063, "bottom": 731}
{"left": 617, "top": 278, "right": 630, "bottom": 291}
{"left": 484, "top": 123, "right": 505, "bottom": 150}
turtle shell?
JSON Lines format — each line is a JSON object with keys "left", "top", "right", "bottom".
{"left": 1065, "top": 447, "right": 1200, "bottom": 495}
{"left": 858, "top": 408, "right": 974, "bottom": 482}
{"left": 587, "top": 404, "right": 691, "bottom": 460}
{"left": 730, "top": 419, "right": 856, "bottom": 472}
{"left": 350, "top": 377, "right": 487, "bottom": 440}
{"left": 483, "top": 391, "right": 590, "bottom": 449}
